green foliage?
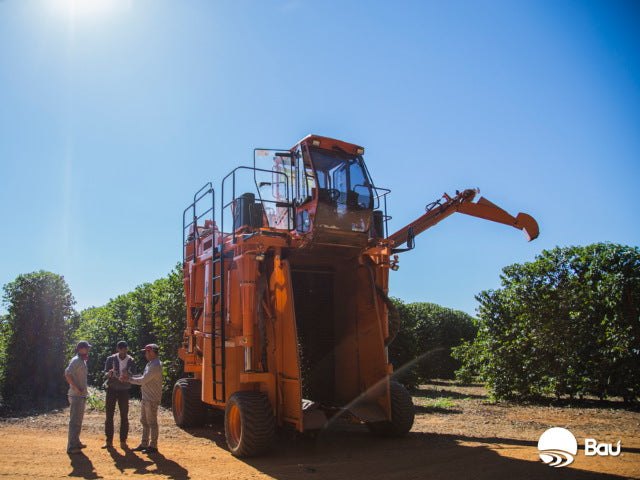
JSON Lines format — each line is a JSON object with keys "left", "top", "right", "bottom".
{"left": 389, "top": 299, "right": 477, "bottom": 388}
{"left": 453, "top": 243, "right": 640, "bottom": 401}
{"left": 1, "top": 271, "right": 75, "bottom": 409}
{"left": 0, "top": 315, "right": 9, "bottom": 392}
{"left": 70, "top": 264, "right": 186, "bottom": 405}
{"left": 388, "top": 299, "right": 420, "bottom": 387}
{"left": 147, "top": 268, "right": 187, "bottom": 404}
{"left": 86, "top": 386, "right": 106, "bottom": 412}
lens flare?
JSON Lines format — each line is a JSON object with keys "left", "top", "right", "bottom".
{"left": 46, "top": 0, "right": 128, "bottom": 19}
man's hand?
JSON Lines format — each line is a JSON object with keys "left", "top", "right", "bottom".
{"left": 65, "top": 374, "right": 83, "bottom": 395}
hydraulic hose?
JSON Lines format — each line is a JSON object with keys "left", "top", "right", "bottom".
{"left": 376, "top": 285, "right": 400, "bottom": 347}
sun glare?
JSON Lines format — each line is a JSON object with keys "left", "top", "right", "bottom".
{"left": 47, "top": 0, "right": 128, "bottom": 19}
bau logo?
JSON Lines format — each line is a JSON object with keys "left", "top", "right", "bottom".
{"left": 537, "top": 427, "right": 578, "bottom": 467}
{"left": 538, "top": 427, "right": 623, "bottom": 467}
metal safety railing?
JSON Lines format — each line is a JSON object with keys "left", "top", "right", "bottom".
{"left": 220, "top": 166, "right": 293, "bottom": 246}
{"left": 182, "top": 182, "right": 215, "bottom": 265}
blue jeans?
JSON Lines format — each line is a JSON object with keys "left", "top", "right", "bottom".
{"left": 67, "top": 395, "right": 86, "bottom": 451}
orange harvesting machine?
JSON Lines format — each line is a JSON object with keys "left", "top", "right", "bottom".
{"left": 172, "top": 135, "right": 539, "bottom": 456}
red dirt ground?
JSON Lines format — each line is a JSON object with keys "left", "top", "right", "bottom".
{"left": 1, "top": 381, "right": 638, "bottom": 480}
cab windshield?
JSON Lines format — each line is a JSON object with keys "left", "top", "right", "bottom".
{"left": 309, "top": 148, "right": 373, "bottom": 212}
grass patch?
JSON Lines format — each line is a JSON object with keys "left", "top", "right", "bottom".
{"left": 425, "top": 397, "right": 456, "bottom": 409}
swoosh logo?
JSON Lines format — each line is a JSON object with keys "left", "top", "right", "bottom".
{"left": 539, "top": 450, "right": 575, "bottom": 467}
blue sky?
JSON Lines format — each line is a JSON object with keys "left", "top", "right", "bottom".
{"left": 1, "top": 0, "right": 639, "bottom": 315}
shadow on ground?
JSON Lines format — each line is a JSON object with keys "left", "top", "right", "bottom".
{"left": 412, "top": 404, "right": 463, "bottom": 414}
{"left": 68, "top": 451, "right": 101, "bottom": 479}
{"left": 0, "top": 397, "right": 69, "bottom": 418}
{"left": 413, "top": 381, "right": 639, "bottom": 412}
{"left": 251, "top": 428, "right": 629, "bottom": 480}
{"left": 103, "top": 447, "right": 190, "bottom": 480}
{"left": 183, "top": 421, "right": 631, "bottom": 480}
{"left": 411, "top": 386, "right": 486, "bottom": 401}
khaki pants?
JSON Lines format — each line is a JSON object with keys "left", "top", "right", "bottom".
{"left": 140, "top": 400, "right": 160, "bottom": 448}
{"left": 67, "top": 395, "right": 86, "bottom": 451}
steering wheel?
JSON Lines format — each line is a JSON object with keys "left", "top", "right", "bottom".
{"left": 327, "top": 189, "right": 340, "bottom": 201}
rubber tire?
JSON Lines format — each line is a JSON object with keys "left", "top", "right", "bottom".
{"left": 224, "top": 391, "right": 275, "bottom": 457}
{"left": 368, "top": 381, "right": 415, "bottom": 437}
{"left": 172, "top": 378, "right": 206, "bottom": 428}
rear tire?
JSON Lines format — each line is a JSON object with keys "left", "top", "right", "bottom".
{"left": 172, "top": 378, "right": 206, "bottom": 427}
{"left": 224, "top": 391, "right": 275, "bottom": 457}
{"left": 368, "top": 381, "right": 415, "bottom": 437}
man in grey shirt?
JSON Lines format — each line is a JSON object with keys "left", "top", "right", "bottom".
{"left": 127, "top": 344, "right": 163, "bottom": 454}
{"left": 64, "top": 340, "right": 91, "bottom": 454}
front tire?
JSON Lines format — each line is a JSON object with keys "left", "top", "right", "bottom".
{"left": 368, "top": 381, "right": 415, "bottom": 437}
{"left": 224, "top": 391, "right": 275, "bottom": 457}
{"left": 172, "top": 378, "right": 206, "bottom": 427}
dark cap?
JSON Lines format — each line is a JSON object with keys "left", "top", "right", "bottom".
{"left": 116, "top": 340, "right": 128, "bottom": 349}
{"left": 141, "top": 344, "right": 159, "bottom": 353}
{"left": 77, "top": 340, "right": 92, "bottom": 350}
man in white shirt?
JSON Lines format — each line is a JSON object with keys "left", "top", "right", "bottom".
{"left": 103, "top": 340, "right": 136, "bottom": 449}
{"left": 126, "top": 344, "right": 163, "bottom": 454}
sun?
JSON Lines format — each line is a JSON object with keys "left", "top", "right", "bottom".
{"left": 46, "top": 0, "right": 127, "bottom": 19}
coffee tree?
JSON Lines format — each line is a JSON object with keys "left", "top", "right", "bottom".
{"left": 454, "top": 243, "right": 640, "bottom": 401}
{"left": 389, "top": 300, "right": 476, "bottom": 388}
{"left": 1, "top": 271, "right": 75, "bottom": 409}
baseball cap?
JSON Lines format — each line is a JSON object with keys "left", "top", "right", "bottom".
{"left": 141, "top": 344, "right": 159, "bottom": 353}
{"left": 117, "top": 340, "right": 128, "bottom": 349}
{"left": 77, "top": 340, "right": 92, "bottom": 350}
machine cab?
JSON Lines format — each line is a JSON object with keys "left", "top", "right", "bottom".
{"left": 293, "top": 135, "right": 375, "bottom": 235}
{"left": 249, "top": 135, "right": 388, "bottom": 247}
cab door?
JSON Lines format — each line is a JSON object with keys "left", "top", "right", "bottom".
{"left": 253, "top": 149, "right": 295, "bottom": 230}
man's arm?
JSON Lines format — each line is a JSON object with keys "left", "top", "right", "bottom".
{"left": 104, "top": 355, "right": 114, "bottom": 377}
{"left": 128, "top": 357, "right": 137, "bottom": 375}
{"left": 64, "top": 373, "right": 82, "bottom": 395}
{"left": 64, "top": 360, "right": 82, "bottom": 395}
{"left": 128, "top": 362, "right": 161, "bottom": 386}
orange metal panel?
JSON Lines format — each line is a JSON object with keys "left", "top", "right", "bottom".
{"left": 201, "top": 340, "right": 214, "bottom": 404}
{"left": 270, "top": 255, "right": 303, "bottom": 431}
{"left": 294, "top": 135, "right": 364, "bottom": 156}
{"left": 354, "top": 265, "right": 391, "bottom": 417}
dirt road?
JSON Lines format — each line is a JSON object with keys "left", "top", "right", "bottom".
{"left": 1, "top": 381, "right": 638, "bottom": 479}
